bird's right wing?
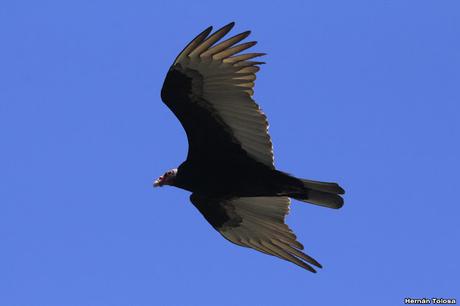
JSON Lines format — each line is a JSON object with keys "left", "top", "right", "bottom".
{"left": 160, "top": 22, "right": 274, "bottom": 168}
{"left": 190, "top": 194, "right": 322, "bottom": 272}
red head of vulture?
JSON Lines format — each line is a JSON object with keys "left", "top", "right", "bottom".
{"left": 154, "top": 22, "right": 345, "bottom": 273}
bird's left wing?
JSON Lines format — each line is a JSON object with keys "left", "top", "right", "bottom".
{"left": 161, "top": 22, "right": 274, "bottom": 168}
{"left": 190, "top": 194, "right": 322, "bottom": 272}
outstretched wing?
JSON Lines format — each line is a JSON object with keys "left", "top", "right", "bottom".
{"left": 161, "top": 22, "right": 274, "bottom": 168}
{"left": 190, "top": 194, "right": 322, "bottom": 272}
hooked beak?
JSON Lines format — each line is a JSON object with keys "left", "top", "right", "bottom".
{"left": 153, "top": 178, "right": 162, "bottom": 187}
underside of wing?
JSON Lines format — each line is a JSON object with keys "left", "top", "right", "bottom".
{"left": 161, "top": 22, "right": 274, "bottom": 168}
{"left": 190, "top": 194, "right": 322, "bottom": 273}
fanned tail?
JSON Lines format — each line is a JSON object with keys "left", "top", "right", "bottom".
{"left": 292, "top": 178, "right": 345, "bottom": 209}
{"left": 275, "top": 171, "right": 345, "bottom": 209}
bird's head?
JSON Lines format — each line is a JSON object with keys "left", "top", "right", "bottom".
{"left": 153, "top": 168, "right": 178, "bottom": 187}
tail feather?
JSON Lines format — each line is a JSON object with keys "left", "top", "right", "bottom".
{"left": 300, "top": 179, "right": 345, "bottom": 195}
{"left": 273, "top": 170, "right": 345, "bottom": 209}
{"left": 283, "top": 176, "right": 345, "bottom": 209}
{"left": 294, "top": 190, "right": 344, "bottom": 209}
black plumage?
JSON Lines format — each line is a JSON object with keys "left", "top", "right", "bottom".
{"left": 154, "top": 22, "right": 345, "bottom": 272}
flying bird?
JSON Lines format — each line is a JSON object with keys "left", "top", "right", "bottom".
{"left": 154, "top": 22, "right": 344, "bottom": 272}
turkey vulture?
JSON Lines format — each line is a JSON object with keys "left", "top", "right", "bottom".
{"left": 154, "top": 22, "right": 344, "bottom": 273}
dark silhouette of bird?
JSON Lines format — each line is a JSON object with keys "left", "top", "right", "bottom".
{"left": 154, "top": 22, "right": 344, "bottom": 272}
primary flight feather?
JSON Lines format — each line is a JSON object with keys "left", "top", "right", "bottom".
{"left": 154, "top": 22, "right": 345, "bottom": 273}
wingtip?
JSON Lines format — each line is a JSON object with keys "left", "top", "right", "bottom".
{"left": 303, "top": 263, "right": 318, "bottom": 273}
{"left": 203, "top": 26, "right": 213, "bottom": 36}
{"left": 217, "top": 22, "right": 235, "bottom": 34}
{"left": 309, "top": 261, "right": 324, "bottom": 273}
{"left": 242, "top": 30, "right": 251, "bottom": 36}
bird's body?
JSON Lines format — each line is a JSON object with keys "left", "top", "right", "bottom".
{"left": 154, "top": 22, "right": 345, "bottom": 272}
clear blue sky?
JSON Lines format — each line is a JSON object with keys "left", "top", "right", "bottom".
{"left": 1, "top": 1, "right": 459, "bottom": 305}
